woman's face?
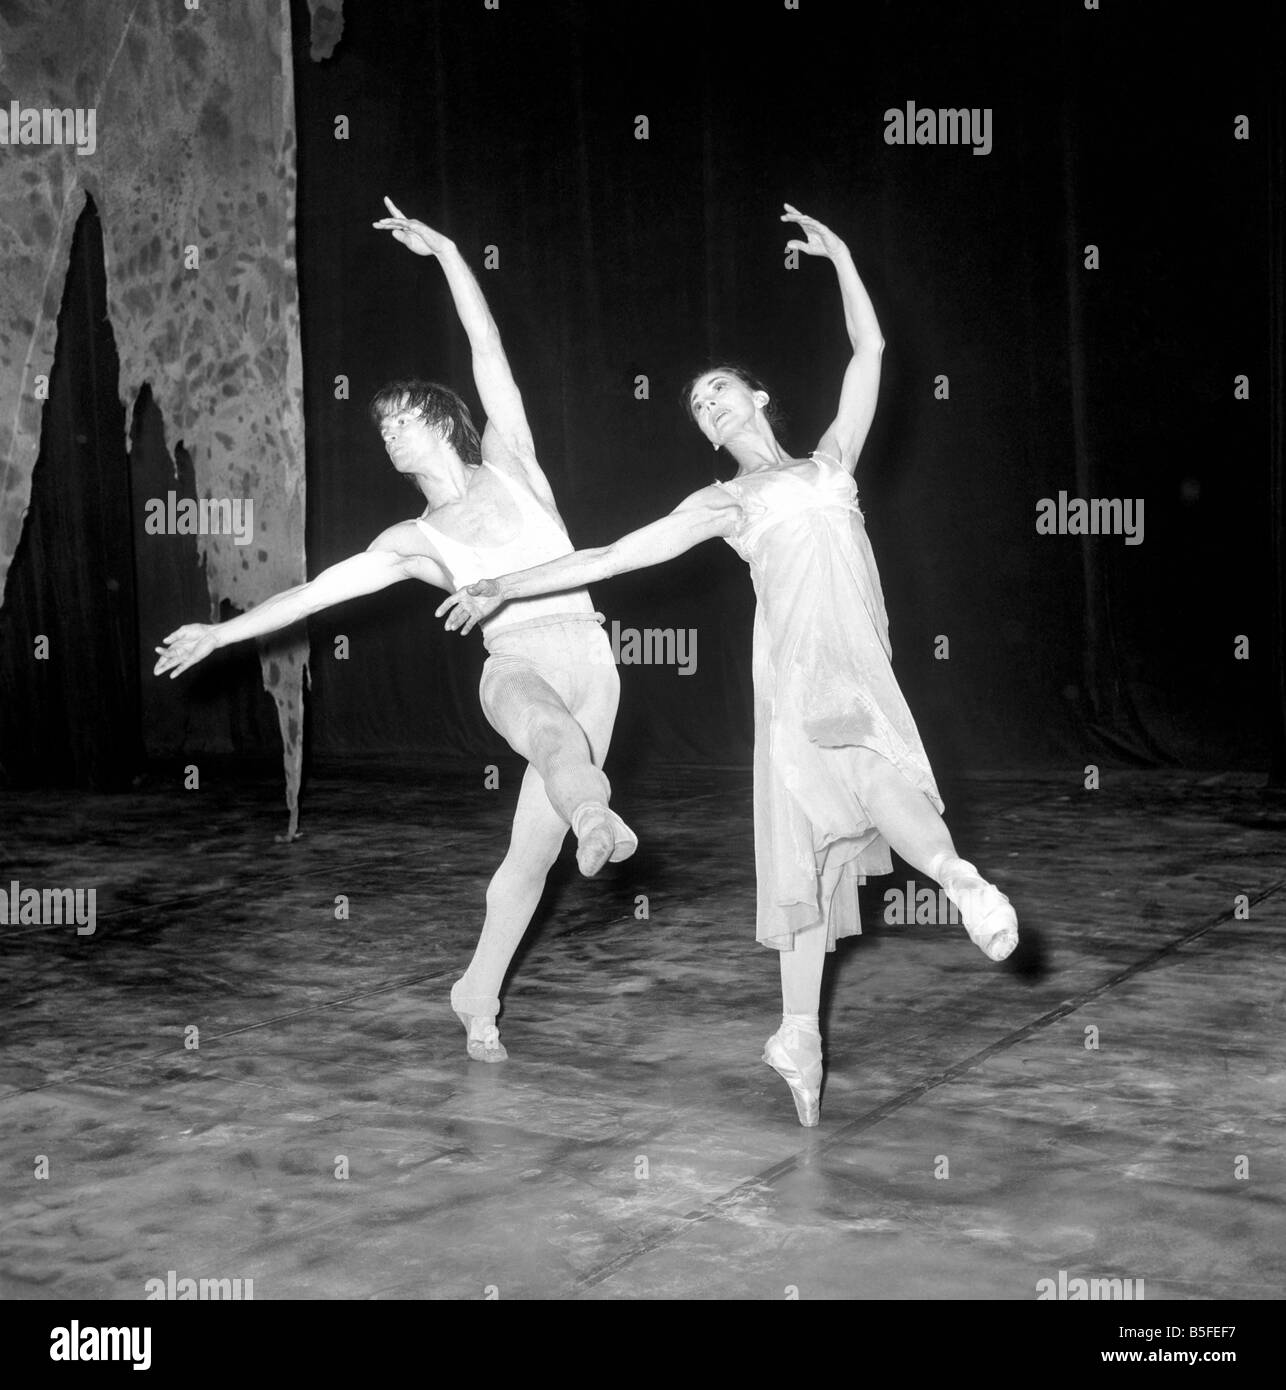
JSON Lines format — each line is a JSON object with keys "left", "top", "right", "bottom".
{"left": 688, "top": 370, "right": 765, "bottom": 446}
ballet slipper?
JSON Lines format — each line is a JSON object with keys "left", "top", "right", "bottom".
{"left": 763, "top": 1022, "right": 823, "bottom": 1127}
{"left": 450, "top": 979, "right": 508, "bottom": 1063}
{"left": 570, "top": 801, "right": 638, "bottom": 877}
{"left": 934, "top": 857, "right": 1019, "bottom": 962}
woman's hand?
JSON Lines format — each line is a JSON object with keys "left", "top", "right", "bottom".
{"left": 154, "top": 623, "right": 221, "bottom": 678}
{"left": 435, "top": 579, "right": 504, "bottom": 636}
{"left": 781, "top": 203, "right": 849, "bottom": 261}
{"left": 372, "top": 197, "right": 456, "bottom": 258}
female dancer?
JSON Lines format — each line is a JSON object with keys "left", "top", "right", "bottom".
{"left": 436, "top": 204, "right": 1018, "bottom": 1125}
{"left": 155, "top": 199, "right": 636, "bottom": 1064}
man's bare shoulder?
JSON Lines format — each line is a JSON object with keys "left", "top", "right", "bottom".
{"left": 481, "top": 421, "right": 560, "bottom": 514}
{"left": 363, "top": 519, "right": 451, "bottom": 590}
{"left": 368, "top": 517, "right": 435, "bottom": 552}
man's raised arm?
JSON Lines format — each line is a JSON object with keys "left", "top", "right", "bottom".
{"left": 373, "top": 198, "right": 557, "bottom": 511}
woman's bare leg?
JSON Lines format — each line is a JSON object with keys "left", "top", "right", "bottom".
{"left": 767, "top": 745, "right": 1020, "bottom": 1118}
{"left": 849, "top": 747, "right": 956, "bottom": 876}
{"left": 771, "top": 748, "right": 953, "bottom": 1042}
{"left": 778, "top": 924, "right": 829, "bottom": 1017}
{"left": 851, "top": 747, "right": 1017, "bottom": 960}
{"left": 767, "top": 928, "right": 829, "bottom": 1127}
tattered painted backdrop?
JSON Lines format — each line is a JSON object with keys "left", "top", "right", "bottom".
{"left": 0, "top": 0, "right": 340, "bottom": 833}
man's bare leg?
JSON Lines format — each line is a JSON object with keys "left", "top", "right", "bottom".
{"left": 484, "top": 665, "right": 635, "bottom": 876}
{"left": 451, "top": 765, "right": 568, "bottom": 1061}
{"left": 451, "top": 660, "right": 630, "bottom": 1059}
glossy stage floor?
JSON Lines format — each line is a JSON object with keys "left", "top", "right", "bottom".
{"left": 2, "top": 763, "right": 1283, "bottom": 1301}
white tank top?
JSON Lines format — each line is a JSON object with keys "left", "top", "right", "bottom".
{"left": 414, "top": 460, "right": 596, "bottom": 636}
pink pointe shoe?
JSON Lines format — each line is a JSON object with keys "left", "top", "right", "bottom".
{"left": 763, "top": 1022, "right": 823, "bottom": 1127}
{"left": 450, "top": 980, "right": 508, "bottom": 1063}
{"left": 570, "top": 801, "right": 638, "bottom": 877}
{"left": 935, "top": 856, "right": 1019, "bottom": 962}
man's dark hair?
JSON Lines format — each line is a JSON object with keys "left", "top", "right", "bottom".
{"left": 369, "top": 379, "right": 484, "bottom": 468}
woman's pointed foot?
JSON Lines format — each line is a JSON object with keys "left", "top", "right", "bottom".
{"left": 450, "top": 980, "right": 508, "bottom": 1063}
{"left": 570, "top": 801, "right": 638, "bottom": 877}
{"left": 763, "top": 1022, "right": 823, "bottom": 1127}
{"left": 932, "top": 856, "right": 1019, "bottom": 961}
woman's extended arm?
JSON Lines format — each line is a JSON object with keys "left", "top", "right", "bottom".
{"left": 781, "top": 203, "right": 884, "bottom": 473}
{"left": 154, "top": 527, "right": 446, "bottom": 677}
{"left": 435, "top": 486, "right": 741, "bottom": 635}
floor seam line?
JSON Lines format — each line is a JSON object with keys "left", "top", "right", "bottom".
{"left": 568, "top": 875, "right": 1286, "bottom": 1292}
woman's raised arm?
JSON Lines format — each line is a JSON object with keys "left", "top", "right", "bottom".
{"left": 781, "top": 203, "right": 884, "bottom": 474}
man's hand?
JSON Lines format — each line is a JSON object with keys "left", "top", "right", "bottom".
{"left": 372, "top": 197, "right": 456, "bottom": 258}
{"left": 154, "top": 623, "right": 221, "bottom": 678}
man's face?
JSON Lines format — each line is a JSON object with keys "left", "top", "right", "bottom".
{"left": 377, "top": 401, "right": 439, "bottom": 471}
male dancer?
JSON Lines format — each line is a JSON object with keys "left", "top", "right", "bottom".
{"left": 155, "top": 199, "right": 635, "bottom": 1062}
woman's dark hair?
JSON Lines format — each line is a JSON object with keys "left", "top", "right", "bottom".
{"left": 680, "top": 363, "right": 788, "bottom": 436}
{"left": 369, "top": 379, "right": 483, "bottom": 469}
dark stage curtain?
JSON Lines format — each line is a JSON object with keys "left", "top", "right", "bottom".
{"left": 2, "top": 1, "right": 1280, "bottom": 792}
{"left": 0, "top": 199, "right": 142, "bottom": 790}
{"left": 129, "top": 390, "right": 284, "bottom": 766}
{"left": 1269, "top": 79, "right": 1286, "bottom": 788}
{"left": 291, "top": 0, "right": 1281, "bottom": 776}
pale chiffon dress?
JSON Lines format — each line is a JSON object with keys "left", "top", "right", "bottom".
{"left": 715, "top": 450, "right": 943, "bottom": 951}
